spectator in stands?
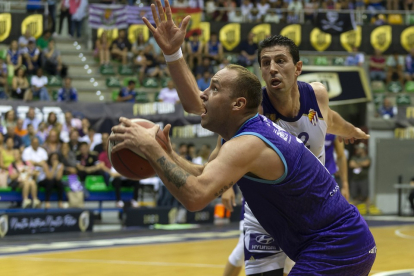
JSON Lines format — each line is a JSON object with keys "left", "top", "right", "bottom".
{"left": 43, "top": 129, "right": 62, "bottom": 154}
{"left": 23, "top": 107, "right": 40, "bottom": 131}
{"left": 248, "top": 7, "right": 261, "bottom": 23}
{"left": 212, "top": 0, "right": 228, "bottom": 22}
{"left": 288, "top": 0, "right": 303, "bottom": 14}
{"left": 11, "top": 67, "right": 31, "bottom": 100}
{"left": 79, "top": 127, "right": 102, "bottom": 151}
{"left": 22, "top": 137, "right": 48, "bottom": 187}
{"left": 42, "top": 40, "right": 68, "bottom": 77}
{"left": 349, "top": 143, "right": 371, "bottom": 206}
{"left": 14, "top": 119, "right": 28, "bottom": 138}
{"left": 18, "top": 29, "right": 35, "bottom": 50}
{"left": 369, "top": 49, "right": 386, "bottom": 82}
{"left": 286, "top": 10, "right": 299, "bottom": 23}
{"left": 178, "top": 143, "right": 191, "bottom": 161}
{"left": 0, "top": 137, "right": 15, "bottom": 170}
{"left": 110, "top": 167, "right": 141, "bottom": 208}
{"left": 95, "top": 31, "right": 111, "bottom": 65}
{"left": 345, "top": 46, "right": 365, "bottom": 66}
{"left": 196, "top": 56, "right": 214, "bottom": 79}
{"left": 240, "top": 0, "right": 253, "bottom": 18}
{"left": 79, "top": 118, "right": 90, "bottom": 137}
{"left": 6, "top": 41, "right": 22, "bottom": 70}
{"left": 386, "top": 50, "right": 405, "bottom": 84}
{"left": 22, "top": 124, "right": 44, "bottom": 148}
{"left": 94, "top": 132, "right": 110, "bottom": 154}
{"left": 205, "top": 0, "right": 217, "bottom": 20}
{"left": 404, "top": 0, "right": 414, "bottom": 10}
{"left": 22, "top": 39, "right": 40, "bottom": 75}
{"left": 68, "top": 129, "right": 81, "bottom": 153}
{"left": 117, "top": 80, "right": 137, "bottom": 103}
{"left": 26, "top": 0, "right": 44, "bottom": 14}
{"left": 46, "top": 112, "right": 62, "bottom": 133}
{"left": 0, "top": 59, "right": 7, "bottom": 97}
{"left": 257, "top": 0, "right": 270, "bottom": 18}
{"left": 195, "top": 144, "right": 211, "bottom": 165}
{"left": 30, "top": 68, "right": 50, "bottom": 101}
{"left": 197, "top": 71, "right": 211, "bottom": 91}
{"left": 37, "top": 122, "right": 49, "bottom": 143}
{"left": 61, "top": 142, "right": 77, "bottom": 175}
{"left": 47, "top": 0, "right": 58, "bottom": 35}
{"left": 158, "top": 80, "right": 180, "bottom": 104}
{"left": 367, "top": 0, "right": 386, "bottom": 12}
{"left": 204, "top": 32, "right": 223, "bottom": 64}
{"left": 70, "top": 0, "right": 88, "bottom": 38}
{"left": 40, "top": 152, "right": 65, "bottom": 208}
{"left": 137, "top": 51, "right": 167, "bottom": 84}
{"left": 237, "top": 32, "right": 258, "bottom": 67}
{"left": 187, "top": 143, "right": 197, "bottom": 163}
{"left": 264, "top": 10, "right": 281, "bottom": 23}
{"left": 218, "top": 56, "right": 230, "bottom": 70}
{"left": 3, "top": 109, "right": 17, "bottom": 129}
{"left": 322, "top": 0, "right": 336, "bottom": 9}
{"left": 60, "top": 112, "right": 81, "bottom": 142}
{"left": 36, "top": 30, "right": 52, "bottom": 51}
{"left": 187, "top": 33, "right": 204, "bottom": 71}
{"left": 304, "top": 0, "right": 319, "bottom": 22}
{"left": 355, "top": 0, "right": 365, "bottom": 10}
{"left": 59, "top": 0, "right": 73, "bottom": 36}
{"left": 405, "top": 48, "right": 414, "bottom": 82}
{"left": 377, "top": 97, "right": 397, "bottom": 119}
{"left": 57, "top": 77, "right": 78, "bottom": 102}
{"left": 111, "top": 30, "right": 131, "bottom": 65}
{"left": 76, "top": 142, "right": 109, "bottom": 185}
{"left": 229, "top": 10, "right": 244, "bottom": 22}
{"left": 5, "top": 126, "right": 24, "bottom": 151}
{"left": 9, "top": 149, "right": 41, "bottom": 209}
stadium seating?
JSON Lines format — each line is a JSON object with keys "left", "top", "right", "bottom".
{"left": 100, "top": 64, "right": 116, "bottom": 75}
{"left": 396, "top": 94, "right": 411, "bottom": 105}
{"left": 106, "top": 77, "right": 121, "bottom": 88}
{"left": 387, "top": 81, "right": 403, "bottom": 93}
{"left": 135, "top": 92, "right": 150, "bottom": 103}
{"left": 48, "top": 75, "right": 63, "bottom": 87}
{"left": 142, "top": 77, "right": 159, "bottom": 88}
{"left": 405, "top": 81, "right": 414, "bottom": 93}
{"left": 371, "top": 81, "right": 386, "bottom": 93}
{"left": 118, "top": 65, "right": 134, "bottom": 76}
{"left": 314, "top": 56, "right": 329, "bottom": 66}
{"left": 332, "top": 57, "right": 345, "bottom": 66}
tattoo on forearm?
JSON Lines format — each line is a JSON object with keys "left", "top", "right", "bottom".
{"left": 156, "top": 156, "right": 190, "bottom": 189}
{"left": 215, "top": 182, "right": 233, "bottom": 197}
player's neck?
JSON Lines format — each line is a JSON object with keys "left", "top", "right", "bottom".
{"left": 219, "top": 113, "right": 258, "bottom": 141}
{"left": 267, "top": 83, "right": 300, "bottom": 118}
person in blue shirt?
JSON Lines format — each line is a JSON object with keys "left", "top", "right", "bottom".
{"left": 117, "top": 80, "right": 137, "bottom": 103}
{"left": 57, "top": 77, "right": 78, "bottom": 102}
{"left": 6, "top": 40, "right": 22, "bottom": 69}
{"left": 22, "top": 123, "right": 44, "bottom": 148}
{"left": 197, "top": 71, "right": 211, "bottom": 91}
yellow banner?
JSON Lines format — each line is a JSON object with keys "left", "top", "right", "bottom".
{"left": 199, "top": 22, "right": 210, "bottom": 43}
{"left": 250, "top": 24, "right": 271, "bottom": 44}
{"left": 21, "top": 14, "right": 43, "bottom": 39}
{"left": 0, "top": 13, "right": 11, "bottom": 43}
{"left": 310, "top": 28, "right": 332, "bottom": 52}
{"left": 400, "top": 26, "right": 414, "bottom": 52}
{"left": 128, "top": 25, "right": 149, "bottom": 45}
{"left": 280, "top": 24, "right": 301, "bottom": 46}
{"left": 219, "top": 23, "right": 241, "bottom": 51}
{"left": 370, "top": 25, "right": 392, "bottom": 52}
{"left": 98, "top": 28, "right": 119, "bottom": 43}
{"left": 340, "top": 25, "right": 362, "bottom": 52}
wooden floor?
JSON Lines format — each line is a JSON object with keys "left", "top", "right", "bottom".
{"left": 0, "top": 225, "right": 413, "bottom": 276}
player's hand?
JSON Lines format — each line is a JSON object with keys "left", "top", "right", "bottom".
{"left": 341, "top": 182, "right": 350, "bottom": 201}
{"left": 337, "top": 127, "right": 369, "bottom": 144}
{"left": 110, "top": 117, "right": 160, "bottom": 155}
{"left": 221, "top": 188, "right": 236, "bottom": 212}
{"left": 162, "top": 124, "right": 174, "bottom": 155}
{"left": 142, "top": 0, "right": 191, "bottom": 55}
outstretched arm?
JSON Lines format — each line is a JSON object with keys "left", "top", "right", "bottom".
{"left": 142, "top": 0, "right": 205, "bottom": 115}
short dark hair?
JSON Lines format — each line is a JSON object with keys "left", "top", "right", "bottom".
{"left": 128, "top": 80, "right": 136, "bottom": 86}
{"left": 79, "top": 141, "right": 88, "bottom": 148}
{"left": 225, "top": 64, "right": 262, "bottom": 111}
{"left": 258, "top": 35, "right": 300, "bottom": 66}
{"left": 187, "top": 143, "right": 195, "bottom": 149}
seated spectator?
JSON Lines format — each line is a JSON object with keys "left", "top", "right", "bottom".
{"left": 288, "top": 0, "right": 303, "bottom": 14}
{"left": 3, "top": 109, "right": 17, "bottom": 130}
{"left": 95, "top": 32, "right": 111, "bottom": 65}
{"left": 40, "top": 152, "right": 65, "bottom": 208}
{"left": 9, "top": 149, "right": 40, "bottom": 208}
{"left": 131, "top": 32, "right": 148, "bottom": 60}
{"left": 23, "top": 107, "right": 41, "bottom": 131}
{"left": 95, "top": 132, "right": 110, "bottom": 155}
{"left": 61, "top": 142, "right": 77, "bottom": 175}
{"left": 178, "top": 143, "right": 191, "bottom": 161}
{"left": 197, "top": 71, "right": 212, "bottom": 91}
{"left": 57, "top": 77, "right": 78, "bottom": 102}
{"left": 158, "top": 80, "right": 180, "bottom": 104}
{"left": 1, "top": 137, "right": 16, "bottom": 170}
{"left": 240, "top": 0, "right": 253, "bottom": 18}
{"left": 30, "top": 68, "right": 50, "bottom": 101}
{"left": 304, "top": 0, "right": 318, "bottom": 22}
{"left": 238, "top": 32, "right": 258, "bottom": 67}
{"left": 248, "top": 8, "right": 261, "bottom": 23}
{"left": 79, "top": 118, "right": 90, "bottom": 137}
{"left": 137, "top": 51, "right": 167, "bottom": 84}
{"left": 212, "top": 1, "right": 228, "bottom": 22}
{"left": 196, "top": 57, "right": 215, "bottom": 79}
{"left": 79, "top": 127, "right": 102, "bottom": 151}
{"left": 22, "top": 137, "right": 48, "bottom": 187}
{"left": 42, "top": 40, "right": 68, "bottom": 77}
{"left": 257, "top": 0, "right": 270, "bottom": 18}
{"left": 372, "top": 14, "right": 387, "bottom": 25}
{"left": 43, "top": 128, "right": 62, "bottom": 155}
{"left": 204, "top": 32, "right": 223, "bottom": 64}
{"left": 377, "top": 97, "right": 397, "bottom": 119}
{"left": 18, "top": 29, "right": 35, "bottom": 50}
{"left": 36, "top": 122, "right": 49, "bottom": 144}
{"left": 205, "top": 0, "right": 216, "bottom": 20}
{"left": 36, "top": 30, "right": 52, "bottom": 51}
{"left": 193, "top": 144, "right": 211, "bottom": 165}
{"left": 187, "top": 33, "right": 204, "bottom": 70}
{"left": 405, "top": 48, "right": 414, "bottom": 82}
{"left": 14, "top": 118, "right": 28, "bottom": 138}
{"left": 369, "top": 49, "right": 386, "bottom": 81}
{"left": 6, "top": 40, "right": 22, "bottom": 70}
{"left": 46, "top": 112, "right": 62, "bottom": 133}
{"left": 0, "top": 59, "right": 8, "bottom": 97}
{"left": 264, "top": 10, "right": 281, "bottom": 23}
{"left": 60, "top": 112, "right": 81, "bottom": 143}
{"left": 229, "top": 10, "right": 245, "bottom": 22}
{"left": 286, "top": 10, "right": 299, "bottom": 23}
{"left": 111, "top": 167, "right": 140, "bottom": 208}
{"left": 70, "top": 0, "right": 88, "bottom": 38}
{"left": 11, "top": 67, "right": 31, "bottom": 100}
{"left": 386, "top": 51, "right": 405, "bottom": 84}
{"left": 117, "top": 80, "right": 137, "bottom": 103}
{"left": 345, "top": 46, "right": 364, "bottom": 66}
{"left": 5, "top": 126, "right": 24, "bottom": 151}
{"left": 22, "top": 124, "right": 44, "bottom": 148}
{"left": 22, "top": 39, "right": 40, "bottom": 76}
{"left": 76, "top": 142, "right": 109, "bottom": 185}
{"left": 110, "top": 30, "right": 131, "bottom": 65}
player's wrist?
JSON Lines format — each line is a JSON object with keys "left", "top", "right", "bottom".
{"left": 163, "top": 48, "right": 183, "bottom": 63}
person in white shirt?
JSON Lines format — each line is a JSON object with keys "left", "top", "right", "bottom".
{"left": 79, "top": 128, "right": 102, "bottom": 151}
{"left": 158, "top": 80, "right": 180, "bottom": 104}
{"left": 241, "top": 0, "right": 253, "bottom": 17}
{"left": 257, "top": 0, "right": 270, "bottom": 17}
{"left": 18, "top": 29, "right": 35, "bottom": 50}
{"left": 22, "top": 137, "right": 48, "bottom": 185}
{"left": 30, "top": 68, "right": 50, "bottom": 101}
{"left": 264, "top": 10, "right": 281, "bottom": 23}
{"left": 23, "top": 107, "right": 41, "bottom": 131}
{"left": 229, "top": 10, "right": 245, "bottom": 22}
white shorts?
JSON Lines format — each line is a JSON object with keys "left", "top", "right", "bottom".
{"left": 244, "top": 203, "right": 287, "bottom": 275}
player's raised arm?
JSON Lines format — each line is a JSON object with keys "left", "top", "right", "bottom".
{"left": 142, "top": 0, "right": 205, "bottom": 115}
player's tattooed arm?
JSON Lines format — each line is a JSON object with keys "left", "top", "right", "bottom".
{"left": 214, "top": 182, "right": 233, "bottom": 197}
{"left": 156, "top": 156, "right": 190, "bottom": 189}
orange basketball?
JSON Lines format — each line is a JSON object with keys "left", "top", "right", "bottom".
{"left": 108, "top": 118, "right": 169, "bottom": 180}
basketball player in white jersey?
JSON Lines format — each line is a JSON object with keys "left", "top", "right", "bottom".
{"left": 141, "top": 2, "right": 368, "bottom": 275}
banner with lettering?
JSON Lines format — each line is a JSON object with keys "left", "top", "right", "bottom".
{"left": 89, "top": 4, "right": 128, "bottom": 30}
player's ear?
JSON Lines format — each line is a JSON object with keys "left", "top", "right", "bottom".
{"left": 295, "top": 60, "right": 303, "bottom": 77}
{"left": 233, "top": 97, "right": 247, "bottom": 110}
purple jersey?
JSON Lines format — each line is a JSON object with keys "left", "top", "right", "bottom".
{"left": 224, "top": 114, "right": 375, "bottom": 262}
{"left": 325, "top": 134, "right": 337, "bottom": 175}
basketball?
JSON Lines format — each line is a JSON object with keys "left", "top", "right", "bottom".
{"left": 108, "top": 118, "right": 169, "bottom": 180}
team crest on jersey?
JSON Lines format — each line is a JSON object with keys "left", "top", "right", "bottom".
{"left": 308, "top": 109, "right": 318, "bottom": 126}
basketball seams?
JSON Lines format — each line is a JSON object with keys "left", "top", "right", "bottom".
{"left": 114, "top": 150, "right": 147, "bottom": 179}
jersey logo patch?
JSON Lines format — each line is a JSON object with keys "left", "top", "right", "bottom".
{"left": 308, "top": 109, "right": 318, "bottom": 126}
